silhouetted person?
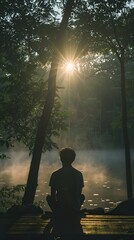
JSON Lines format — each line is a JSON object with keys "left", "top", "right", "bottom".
{"left": 46, "top": 147, "right": 85, "bottom": 214}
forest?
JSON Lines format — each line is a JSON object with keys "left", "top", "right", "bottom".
{"left": 0, "top": 0, "right": 134, "bottom": 210}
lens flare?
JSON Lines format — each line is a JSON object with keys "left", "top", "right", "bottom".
{"left": 65, "top": 61, "right": 74, "bottom": 73}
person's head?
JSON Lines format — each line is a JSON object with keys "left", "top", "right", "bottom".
{"left": 59, "top": 147, "right": 76, "bottom": 166}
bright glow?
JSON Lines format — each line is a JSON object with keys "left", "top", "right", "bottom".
{"left": 58, "top": 58, "right": 78, "bottom": 82}
{"left": 65, "top": 61, "right": 75, "bottom": 73}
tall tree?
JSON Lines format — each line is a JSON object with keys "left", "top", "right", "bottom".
{"left": 22, "top": 0, "right": 75, "bottom": 205}
{"left": 0, "top": 0, "right": 62, "bottom": 151}
{"left": 0, "top": 0, "right": 68, "bottom": 205}
{"left": 74, "top": 0, "right": 134, "bottom": 198}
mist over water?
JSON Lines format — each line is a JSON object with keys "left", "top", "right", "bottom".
{"left": 0, "top": 149, "right": 134, "bottom": 212}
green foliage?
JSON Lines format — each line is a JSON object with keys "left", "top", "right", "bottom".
{"left": 73, "top": 0, "right": 134, "bottom": 58}
{"left": 1, "top": 0, "right": 134, "bottom": 151}
{"left": 0, "top": 0, "right": 67, "bottom": 152}
{"left": 61, "top": 52, "right": 134, "bottom": 148}
{"left": 0, "top": 64, "right": 67, "bottom": 152}
{"left": 0, "top": 185, "right": 25, "bottom": 212}
{"left": 61, "top": 0, "right": 134, "bottom": 149}
{"left": 0, "top": 153, "right": 7, "bottom": 160}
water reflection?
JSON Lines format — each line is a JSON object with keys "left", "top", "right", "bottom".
{"left": 0, "top": 149, "right": 134, "bottom": 212}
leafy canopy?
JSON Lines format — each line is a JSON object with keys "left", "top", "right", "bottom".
{"left": 0, "top": 0, "right": 67, "bottom": 152}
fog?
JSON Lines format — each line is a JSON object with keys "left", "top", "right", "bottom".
{"left": 0, "top": 149, "right": 134, "bottom": 212}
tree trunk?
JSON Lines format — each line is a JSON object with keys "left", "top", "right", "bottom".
{"left": 120, "top": 52, "right": 133, "bottom": 199}
{"left": 22, "top": 0, "right": 75, "bottom": 205}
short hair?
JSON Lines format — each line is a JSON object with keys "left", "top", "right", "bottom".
{"left": 59, "top": 147, "right": 76, "bottom": 164}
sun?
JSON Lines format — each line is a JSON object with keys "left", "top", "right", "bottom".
{"left": 65, "top": 61, "right": 75, "bottom": 73}
{"left": 58, "top": 59, "right": 76, "bottom": 80}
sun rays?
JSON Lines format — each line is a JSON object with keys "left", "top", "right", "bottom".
{"left": 65, "top": 61, "right": 75, "bottom": 73}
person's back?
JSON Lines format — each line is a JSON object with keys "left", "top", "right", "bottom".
{"left": 46, "top": 148, "right": 84, "bottom": 213}
{"left": 50, "top": 165, "right": 83, "bottom": 211}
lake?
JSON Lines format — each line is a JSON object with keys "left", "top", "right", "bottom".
{"left": 0, "top": 149, "right": 134, "bottom": 212}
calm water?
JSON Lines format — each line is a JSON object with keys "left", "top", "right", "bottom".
{"left": 0, "top": 149, "right": 134, "bottom": 212}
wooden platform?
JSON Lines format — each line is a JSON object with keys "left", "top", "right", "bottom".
{"left": 0, "top": 214, "right": 134, "bottom": 240}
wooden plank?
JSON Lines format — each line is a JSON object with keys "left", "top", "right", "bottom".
{"left": 8, "top": 215, "right": 50, "bottom": 234}
{"left": 81, "top": 215, "right": 134, "bottom": 235}
{"left": 0, "top": 214, "right": 134, "bottom": 239}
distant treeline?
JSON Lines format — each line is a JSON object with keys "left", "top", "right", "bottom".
{"left": 58, "top": 54, "right": 134, "bottom": 149}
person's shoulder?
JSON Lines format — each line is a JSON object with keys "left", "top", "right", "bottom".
{"left": 72, "top": 167, "right": 83, "bottom": 175}
{"left": 51, "top": 168, "right": 62, "bottom": 176}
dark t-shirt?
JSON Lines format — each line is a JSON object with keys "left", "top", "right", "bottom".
{"left": 49, "top": 166, "right": 84, "bottom": 210}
